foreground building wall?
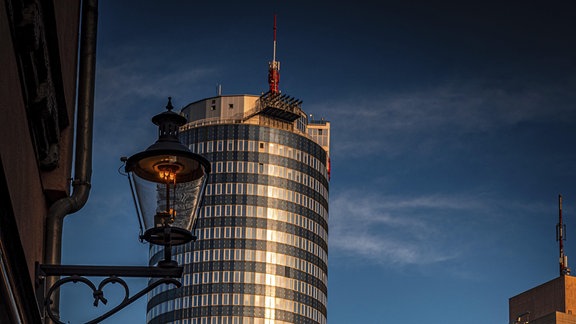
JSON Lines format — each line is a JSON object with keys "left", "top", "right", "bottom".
{"left": 0, "top": 0, "right": 81, "bottom": 322}
{"left": 147, "top": 94, "right": 330, "bottom": 324}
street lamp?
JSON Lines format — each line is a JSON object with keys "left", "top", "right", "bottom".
{"left": 125, "top": 97, "right": 210, "bottom": 266}
{"left": 36, "top": 98, "right": 210, "bottom": 324}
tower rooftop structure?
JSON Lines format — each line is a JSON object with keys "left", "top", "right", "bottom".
{"left": 268, "top": 14, "right": 280, "bottom": 94}
{"left": 509, "top": 196, "right": 576, "bottom": 324}
{"left": 509, "top": 276, "right": 576, "bottom": 323}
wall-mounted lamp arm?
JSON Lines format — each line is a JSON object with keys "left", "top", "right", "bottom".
{"left": 36, "top": 263, "right": 183, "bottom": 324}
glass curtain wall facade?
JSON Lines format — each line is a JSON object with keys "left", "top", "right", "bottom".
{"left": 146, "top": 95, "right": 330, "bottom": 324}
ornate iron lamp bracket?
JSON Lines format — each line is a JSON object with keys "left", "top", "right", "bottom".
{"left": 36, "top": 263, "right": 183, "bottom": 324}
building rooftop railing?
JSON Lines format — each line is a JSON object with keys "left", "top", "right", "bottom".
{"left": 180, "top": 115, "right": 309, "bottom": 136}
{"left": 179, "top": 93, "right": 329, "bottom": 147}
{"left": 253, "top": 91, "right": 304, "bottom": 122}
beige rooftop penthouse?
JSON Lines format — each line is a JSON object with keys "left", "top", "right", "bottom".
{"left": 509, "top": 275, "right": 576, "bottom": 324}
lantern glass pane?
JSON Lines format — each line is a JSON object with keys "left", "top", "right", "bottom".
{"left": 130, "top": 164, "right": 208, "bottom": 233}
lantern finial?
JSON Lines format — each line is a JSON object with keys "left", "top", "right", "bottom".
{"left": 166, "top": 97, "right": 174, "bottom": 111}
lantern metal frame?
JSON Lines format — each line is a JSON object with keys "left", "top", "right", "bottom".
{"left": 36, "top": 98, "right": 210, "bottom": 324}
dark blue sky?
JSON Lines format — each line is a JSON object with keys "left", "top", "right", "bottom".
{"left": 61, "top": 1, "right": 576, "bottom": 323}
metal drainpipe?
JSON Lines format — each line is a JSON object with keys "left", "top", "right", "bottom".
{"left": 43, "top": 0, "right": 98, "bottom": 321}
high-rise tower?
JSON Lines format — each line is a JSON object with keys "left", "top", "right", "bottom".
{"left": 146, "top": 16, "right": 330, "bottom": 324}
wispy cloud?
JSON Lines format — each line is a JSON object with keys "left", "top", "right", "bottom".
{"left": 96, "top": 62, "right": 216, "bottom": 108}
{"left": 330, "top": 191, "right": 464, "bottom": 266}
{"left": 92, "top": 50, "right": 219, "bottom": 159}
{"left": 328, "top": 189, "right": 544, "bottom": 269}
{"left": 308, "top": 79, "right": 576, "bottom": 157}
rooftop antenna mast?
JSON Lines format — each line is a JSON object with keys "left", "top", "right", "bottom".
{"left": 557, "top": 194, "right": 571, "bottom": 276}
{"left": 268, "top": 14, "right": 280, "bottom": 93}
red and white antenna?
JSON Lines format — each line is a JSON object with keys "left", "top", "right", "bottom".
{"left": 557, "top": 194, "right": 571, "bottom": 276}
{"left": 268, "top": 14, "right": 280, "bottom": 93}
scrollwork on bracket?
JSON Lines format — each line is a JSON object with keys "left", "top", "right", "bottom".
{"left": 44, "top": 275, "right": 181, "bottom": 324}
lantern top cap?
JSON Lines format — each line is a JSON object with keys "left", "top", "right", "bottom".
{"left": 124, "top": 148, "right": 210, "bottom": 183}
{"left": 152, "top": 97, "right": 187, "bottom": 127}
{"left": 124, "top": 97, "right": 211, "bottom": 182}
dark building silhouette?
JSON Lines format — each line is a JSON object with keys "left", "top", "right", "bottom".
{"left": 1, "top": 0, "right": 84, "bottom": 322}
